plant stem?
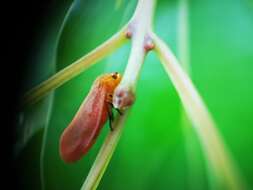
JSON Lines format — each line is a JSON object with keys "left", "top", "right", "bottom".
{"left": 82, "top": 1, "right": 156, "bottom": 189}
{"left": 152, "top": 33, "right": 210, "bottom": 131}
{"left": 81, "top": 111, "right": 129, "bottom": 190}
{"left": 178, "top": 0, "right": 190, "bottom": 73}
{"left": 120, "top": 0, "right": 155, "bottom": 87}
{"left": 177, "top": 0, "right": 200, "bottom": 189}
{"left": 152, "top": 32, "right": 246, "bottom": 190}
{"left": 113, "top": 0, "right": 156, "bottom": 109}
{"left": 22, "top": 26, "right": 128, "bottom": 107}
{"left": 39, "top": 2, "right": 77, "bottom": 189}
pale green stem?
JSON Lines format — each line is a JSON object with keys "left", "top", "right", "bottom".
{"left": 22, "top": 26, "right": 128, "bottom": 107}
{"left": 81, "top": 111, "right": 129, "bottom": 190}
{"left": 39, "top": 2, "right": 76, "bottom": 190}
{"left": 178, "top": 0, "right": 190, "bottom": 73}
{"left": 82, "top": 0, "right": 156, "bottom": 189}
{"left": 119, "top": 0, "right": 155, "bottom": 89}
{"left": 152, "top": 32, "right": 246, "bottom": 190}
{"left": 177, "top": 0, "right": 200, "bottom": 189}
{"left": 40, "top": 93, "right": 54, "bottom": 190}
{"left": 113, "top": 0, "right": 156, "bottom": 109}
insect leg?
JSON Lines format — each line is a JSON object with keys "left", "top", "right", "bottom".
{"left": 108, "top": 101, "right": 122, "bottom": 115}
{"left": 115, "top": 108, "right": 123, "bottom": 115}
{"left": 107, "top": 103, "right": 114, "bottom": 131}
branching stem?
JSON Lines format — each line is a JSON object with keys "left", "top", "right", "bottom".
{"left": 82, "top": 1, "right": 156, "bottom": 189}
{"left": 113, "top": 0, "right": 156, "bottom": 109}
{"left": 23, "top": 26, "right": 128, "bottom": 107}
{"left": 152, "top": 32, "right": 246, "bottom": 190}
{"left": 23, "top": 0, "right": 247, "bottom": 189}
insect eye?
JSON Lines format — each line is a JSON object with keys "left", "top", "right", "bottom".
{"left": 111, "top": 72, "right": 118, "bottom": 79}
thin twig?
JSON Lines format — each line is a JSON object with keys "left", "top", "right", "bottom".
{"left": 81, "top": 111, "right": 129, "bottom": 190}
{"left": 39, "top": 2, "right": 77, "bottom": 189}
{"left": 152, "top": 32, "right": 246, "bottom": 190}
{"left": 82, "top": 1, "right": 156, "bottom": 189}
{"left": 177, "top": 0, "right": 200, "bottom": 189}
{"left": 113, "top": 0, "right": 156, "bottom": 109}
{"left": 22, "top": 26, "right": 128, "bottom": 107}
{"left": 176, "top": 0, "right": 210, "bottom": 189}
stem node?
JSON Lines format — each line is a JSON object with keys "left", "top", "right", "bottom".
{"left": 113, "top": 86, "right": 135, "bottom": 109}
{"left": 144, "top": 34, "right": 155, "bottom": 52}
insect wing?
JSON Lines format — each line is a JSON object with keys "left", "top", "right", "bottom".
{"left": 60, "top": 84, "right": 108, "bottom": 163}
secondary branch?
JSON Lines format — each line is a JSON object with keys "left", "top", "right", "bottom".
{"left": 23, "top": 26, "right": 128, "bottom": 107}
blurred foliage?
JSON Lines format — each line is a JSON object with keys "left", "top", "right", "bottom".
{"left": 17, "top": 0, "right": 253, "bottom": 189}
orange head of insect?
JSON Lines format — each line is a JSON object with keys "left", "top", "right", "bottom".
{"left": 98, "top": 72, "right": 122, "bottom": 101}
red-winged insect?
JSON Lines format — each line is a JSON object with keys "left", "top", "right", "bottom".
{"left": 60, "top": 72, "right": 122, "bottom": 163}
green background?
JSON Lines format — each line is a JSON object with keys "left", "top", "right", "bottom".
{"left": 18, "top": 0, "right": 253, "bottom": 189}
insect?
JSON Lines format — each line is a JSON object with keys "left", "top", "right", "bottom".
{"left": 59, "top": 72, "right": 122, "bottom": 163}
